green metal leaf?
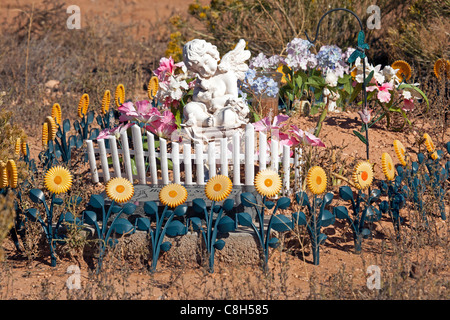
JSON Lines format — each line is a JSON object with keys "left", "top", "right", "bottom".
{"left": 160, "top": 241, "right": 172, "bottom": 252}
{"left": 83, "top": 210, "right": 97, "bottom": 225}
{"left": 165, "top": 220, "right": 186, "bottom": 237}
{"left": 237, "top": 212, "right": 253, "bottom": 227}
{"left": 89, "top": 194, "right": 104, "bottom": 209}
{"left": 334, "top": 206, "right": 349, "bottom": 220}
{"left": 135, "top": 217, "right": 150, "bottom": 231}
{"left": 213, "top": 239, "right": 226, "bottom": 250}
{"left": 339, "top": 186, "right": 354, "bottom": 201}
{"left": 275, "top": 197, "right": 291, "bottom": 210}
{"left": 268, "top": 237, "right": 280, "bottom": 248}
{"left": 189, "top": 217, "right": 203, "bottom": 231}
{"left": 192, "top": 198, "right": 207, "bottom": 213}
{"left": 321, "top": 210, "right": 335, "bottom": 227}
{"left": 173, "top": 204, "right": 188, "bottom": 217}
{"left": 217, "top": 216, "right": 235, "bottom": 233}
{"left": 111, "top": 218, "right": 134, "bottom": 235}
{"left": 292, "top": 211, "right": 307, "bottom": 226}
{"left": 270, "top": 214, "right": 292, "bottom": 232}
{"left": 29, "top": 189, "right": 46, "bottom": 204}
{"left": 353, "top": 130, "right": 368, "bottom": 145}
{"left": 241, "top": 192, "right": 257, "bottom": 208}
{"left": 144, "top": 201, "right": 158, "bottom": 215}
{"left": 222, "top": 199, "right": 234, "bottom": 212}
{"left": 121, "top": 203, "right": 137, "bottom": 215}
{"left": 25, "top": 208, "right": 39, "bottom": 222}
{"left": 295, "top": 191, "right": 310, "bottom": 207}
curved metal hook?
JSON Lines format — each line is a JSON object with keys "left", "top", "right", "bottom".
{"left": 305, "top": 8, "right": 371, "bottom": 161}
{"left": 304, "top": 8, "right": 364, "bottom": 44}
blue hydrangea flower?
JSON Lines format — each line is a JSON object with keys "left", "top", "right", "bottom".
{"left": 316, "top": 45, "right": 343, "bottom": 73}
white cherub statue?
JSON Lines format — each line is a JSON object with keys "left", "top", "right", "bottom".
{"left": 182, "top": 38, "right": 251, "bottom": 129}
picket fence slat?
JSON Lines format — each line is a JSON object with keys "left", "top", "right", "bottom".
{"left": 120, "top": 130, "right": 133, "bottom": 182}
{"left": 86, "top": 123, "right": 302, "bottom": 194}
{"left": 108, "top": 136, "right": 121, "bottom": 178}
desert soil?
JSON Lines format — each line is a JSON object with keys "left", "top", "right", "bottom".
{"left": 0, "top": 0, "right": 449, "bottom": 300}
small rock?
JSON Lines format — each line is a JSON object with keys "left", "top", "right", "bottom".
{"left": 45, "top": 80, "right": 60, "bottom": 89}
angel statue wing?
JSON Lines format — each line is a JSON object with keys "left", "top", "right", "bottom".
{"left": 218, "top": 39, "right": 251, "bottom": 80}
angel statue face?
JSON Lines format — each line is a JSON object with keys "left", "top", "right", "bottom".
{"left": 183, "top": 39, "right": 220, "bottom": 78}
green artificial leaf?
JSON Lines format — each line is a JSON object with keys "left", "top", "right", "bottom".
{"left": 29, "top": 189, "right": 45, "bottom": 204}
{"left": 334, "top": 206, "right": 349, "bottom": 219}
{"left": 217, "top": 216, "right": 235, "bottom": 233}
{"left": 353, "top": 130, "right": 368, "bottom": 145}
{"left": 270, "top": 214, "right": 292, "bottom": 232}
{"left": 89, "top": 194, "right": 104, "bottom": 209}
{"left": 165, "top": 220, "right": 186, "bottom": 237}
{"left": 364, "top": 70, "right": 374, "bottom": 88}
{"left": 160, "top": 241, "right": 172, "bottom": 252}
{"left": 237, "top": 212, "right": 253, "bottom": 227}
{"left": 144, "top": 201, "right": 158, "bottom": 215}
{"left": 130, "top": 158, "right": 138, "bottom": 176}
{"left": 111, "top": 218, "right": 134, "bottom": 235}
{"left": 213, "top": 239, "right": 226, "bottom": 250}
{"left": 241, "top": 192, "right": 257, "bottom": 208}
{"left": 398, "top": 84, "right": 429, "bottom": 110}
{"left": 135, "top": 217, "right": 151, "bottom": 231}
{"left": 268, "top": 237, "right": 280, "bottom": 248}
{"left": 292, "top": 211, "right": 307, "bottom": 226}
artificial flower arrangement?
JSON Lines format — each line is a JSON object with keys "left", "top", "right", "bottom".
{"left": 242, "top": 37, "right": 430, "bottom": 142}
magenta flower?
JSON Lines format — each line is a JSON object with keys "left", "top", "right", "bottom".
{"left": 153, "top": 56, "right": 185, "bottom": 82}
{"left": 402, "top": 98, "right": 415, "bottom": 111}
{"left": 358, "top": 108, "right": 372, "bottom": 124}
{"left": 253, "top": 114, "right": 290, "bottom": 132}
{"left": 367, "top": 82, "right": 393, "bottom": 103}
{"left": 97, "top": 123, "right": 133, "bottom": 140}
{"left": 145, "top": 110, "right": 177, "bottom": 139}
{"left": 118, "top": 100, "right": 161, "bottom": 123}
{"left": 289, "top": 125, "right": 326, "bottom": 148}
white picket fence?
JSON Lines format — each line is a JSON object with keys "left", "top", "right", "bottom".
{"left": 86, "top": 124, "right": 303, "bottom": 195}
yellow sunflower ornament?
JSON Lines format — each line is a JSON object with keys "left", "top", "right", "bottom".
{"left": 115, "top": 84, "right": 125, "bottom": 107}
{"left": 106, "top": 177, "right": 135, "bottom": 204}
{"left": 148, "top": 76, "right": 159, "bottom": 100}
{"left": 77, "top": 93, "right": 89, "bottom": 118}
{"left": 433, "top": 58, "right": 450, "bottom": 80}
{"left": 381, "top": 152, "right": 395, "bottom": 181}
{"left": 423, "top": 133, "right": 438, "bottom": 160}
{"left": 15, "top": 138, "right": 21, "bottom": 156}
{"left": 393, "top": 139, "right": 407, "bottom": 166}
{"left": 42, "top": 122, "right": 49, "bottom": 147}
{"left": 0, "top": 161, "right": 8, "bottom": 189}
{"left": 306, "top": 166, "right": 327, "bottom": 195}
{"left": 352, "top": 161, "right": 374, "bottom": 190}
{"left": 254, "top": 169, "right": 282, "bottom": 198}
{"left": 101, "top": 90, "right": 111, "bottom": 115}
{"left": 159, "top": 183, "right": 188, "bottom": 208}
{"left": 391, "top": 60, "right": 412, "bottom": 82}
{"left": 44, "top": 116, "right": 57, "bottom": 141}
{"left": 205, "top": 175, "right": 233, "bottom": 202}
{"left": 44, "top": 166, "right": 73, "bottom": 194}
{"left": 51, "top": 103, "right": 62, "bottom": 125}
{"left": 6, "top": 160, "right": 18, "bottom": 189}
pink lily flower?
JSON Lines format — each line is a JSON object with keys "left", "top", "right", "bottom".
{"left": 253, "top": 114, "right": 290, "bottom": 132}
{"left": 145, "top": 110, "right": 177, "bottom": 139}
{"left": 402, "top": 98, "right": 415, "bottom": 111}
{"left": 118, "top": 100, "right": 162, "bottom": 123}
{"left": 358, "top": 108, "right": 372, "bottom": 124}
{"left": 289, "top": 125, "right": 326, "bottom": 148}
{"left": 97, "top": 123, "right": 133, "bottom": 140}
{"left": 367, "top": 82, "right": 393, "bottom": 103}
{"left": 153, "top": 56, "right": 185, "bottom": 82}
